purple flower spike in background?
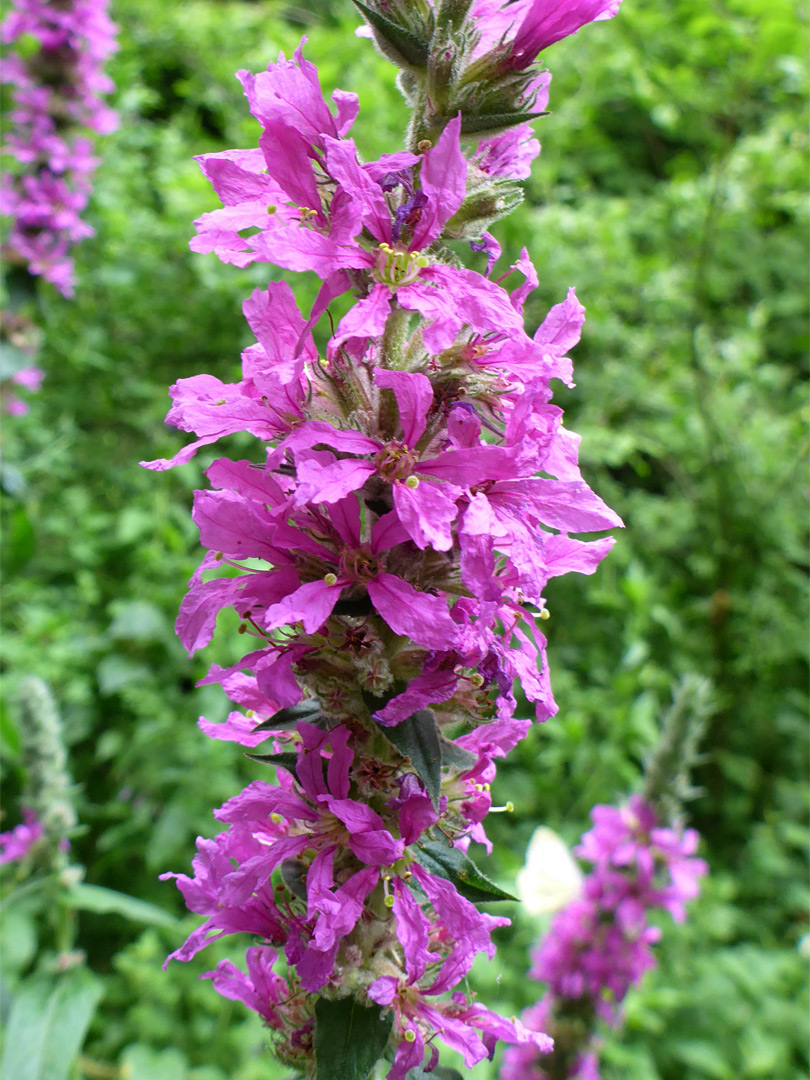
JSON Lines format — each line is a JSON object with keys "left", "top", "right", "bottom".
{"left": 1, "top": 0, "right": 118, "bottom": 294}
{"left": 0, "top": 807, "right": 43, "bottom": 864}
{"left": 502, "top": 678, "right": 713, "bottom": 1079}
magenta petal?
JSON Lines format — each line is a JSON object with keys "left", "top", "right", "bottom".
{"left": 326, "top": 726, "right": 354, "bottom": 799}
{"left": 535, "top": 286, "right": 585, "bottom": 354}
{"left": 324, "top": 136, "right": 391, "bottom": 241}
{"left": 295, "top": 456, "right": 375, "bottom": 505}
{"left": 368, "top": 574, "right": 459, "bottom": 651}
{"left": 373, "top": 368, "right": 433, "bottom": 446}
{"left": 412, "top": 114, "right": 466, "bottom": 249}
{"left": 249, "top": 224, "right": 365, "bottom": 277}
{"left": 349, "top": 830, "right": 404, "bottom": 866}
{"left": 331, "top": 88, "right": 359, "bottom": 136}
{"left": 332, "top": 285, "right": 392, "bottom": 348}
{"left": 375, "top": 668, "right": 459, "bottom": 727}
{"left": 393, "top": 480, "right": 459, "bottom": 551}
{"left": 368, "top": 976, "right": 398, "bottom": 1007}
{"left": 198, "top": 711, "right": 273, "bottom": 748}
{"left": 326, "top": 797, "right": 386, "bottom": 834}
{"left": 392, "top": 878, "right": 437, "bottom": 982}
{"left": 243, "top": 282, "right": 315, "bottom": 377}
{"left": 260, "top": 579, "right": 344, "bottom": 634}
{"left": 176, "top": 576, "right": 248, "bottom": 655}
{"left": 282, "top": 420, "right": 379, "bottom": 456}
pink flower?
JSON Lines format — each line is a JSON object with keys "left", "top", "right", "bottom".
{"left": 0, "top": 807, "right": 43, "bottom": 863}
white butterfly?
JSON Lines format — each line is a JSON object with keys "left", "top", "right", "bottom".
{"left": 516, "top": 826, "right": 583, "bottom": 916}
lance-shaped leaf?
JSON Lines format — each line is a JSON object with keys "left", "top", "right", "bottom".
{"left": 2, "top": 968, "right": 103, "bottom": 1080}
{"left": 438, "top": 735, "right": 478, "bottom": 771}
{"left": 461, "top": 110, "right": 548, "bottom": 137}
{"left": 314, "top": 996, "right": 393, "bottom": 1080}
{"left": 63, "top": 884, "right": 178, "bottom": 928}
{"left": 245, "top": 751, "right": 300, "bottom": 774}
{"left": 352, "top": 1, "right": 431, "bottom": 70}
{"left": 379, "top": 709, "right": 442, "bottom": 810}
{"left": 252, "top": 699, "right": 325, "bottom": 733}
{"left": 415, "top": 838, "right": 517, "bottom": 903}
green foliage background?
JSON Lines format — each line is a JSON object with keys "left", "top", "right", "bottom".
{"left": 1, "top": 1, "right": 807, "bottom": 1078}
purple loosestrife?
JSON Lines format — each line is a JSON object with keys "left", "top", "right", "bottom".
{"left": 150, "top": 6, "right": 623, "bottom": 1077}
{"left": 500, "top": 796, "right": 707, "bottom": 1080}
{"left": 1, "top": 0, "right": 118, "bottom": 295}
{"left": 0, "top": 808, "right": 44, "bottom": 864}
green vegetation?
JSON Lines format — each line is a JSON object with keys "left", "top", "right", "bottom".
{"left": 1, "top": 1, "right": 807, "bottom": 1077}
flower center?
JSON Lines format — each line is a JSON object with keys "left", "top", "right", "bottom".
{"left": 375, "top": 441, "right": 419, "bottom": 481}
{"left": 374, "top": 243, "right": 429, "bottom": 288}
{"left": 339, "top": 546, "right": 381, "bottom": 583}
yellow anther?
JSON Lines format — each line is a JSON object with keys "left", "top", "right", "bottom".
{"left": 270, "top": 813, "right": 283, "bottom": 824}
{"left": 403, "top": 1029, "right": 417, "bottom": 1043}
{"left": 324, "top": 573, "right": 338, "bottom": 586}
{"left": 266, "top": 204, "right": 276, "bottom": 214}
{"left": 245, "top": 710, "right": 255, "bottom": 718}
{"left": 469, "top": 672, "right": 484, "bottom": 688}
{"left": 539, "top": 608, "right": 550, "bottom": 620}
{"left": 414, "top": 254, "right": 430, "bottom": 268}
{"left": 214, "top": 552, "right": 224, "bottom": 560}
{"left": 404, "top": 475, "right": 420, "bottom": 490}
{"left": 215, "top": 398, "right": 227, "bottom": 405}
{"left": 384, "top": 894, "right": 395, "bottom": 908}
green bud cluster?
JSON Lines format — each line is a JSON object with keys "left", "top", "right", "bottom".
{"left": 351, "top": 0, "right": 546, "bottom": 150}
{"left": 17, "top": 676, "right": 77, "bottom": 866}
{"left": 642, "top": 675, "right": 714, "bottom": 826}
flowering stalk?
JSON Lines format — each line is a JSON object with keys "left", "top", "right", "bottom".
{"left": 0, "top": 0, "right": 118, "bottom": 295}
{"left": 1, "top": 678, "right": 79, "bottom": 955}
{"left": 501, "top": 680, "right": 712, "bottom": 1080}
{"left": 149, "top": 3, "right": 623, "bottom": 1077}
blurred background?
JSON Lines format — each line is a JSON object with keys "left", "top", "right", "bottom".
{"left": 1, "top": 1, "right": 807, "bottom": 1077}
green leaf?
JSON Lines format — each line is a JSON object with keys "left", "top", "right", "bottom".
{"left": 5, "top": 506, "right": 35, "bottom": 575}
{"left": 352, "top": 1, "right": 430, "bottom": 70}
{"left": 245, "top": 751, "right": 300, "bottom": 774}
{"left": 438, "top": 735, "right": 478, "bottom": 771}
{"left": 1, "top": 967, "right": 103, "bottom": 1080}
{"left": 251, "top": 699, "right": 325, "bottom": 733}
{"left": 314, "top": 996, "right": 393, "bottom": 1080}
{"left": 379, "top": 710, "right": 442, "bottom": 810}
{"left": 63, "top": 883, "right": 178, "bottom": 927}
{"left": 415, "top": 839, "right": 517, "bottom": 903}
{"left": 460, "top": 110, "right": 548, "bottom": 136}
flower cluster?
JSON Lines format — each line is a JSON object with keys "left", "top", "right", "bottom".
{"left": 151, "top": 2, "right": 623, "bottom": 1076}
{"left": 501, "top": 796, "right": 707, "bottom": 1080}
{"left": 2, "top": 364, "right": 44, "bottom": 415}
{"left": 1, "top": 0, "right": 118, "bottom": 295}
{"left": 0, "top": 807, "right": 44, "bottom": 865}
